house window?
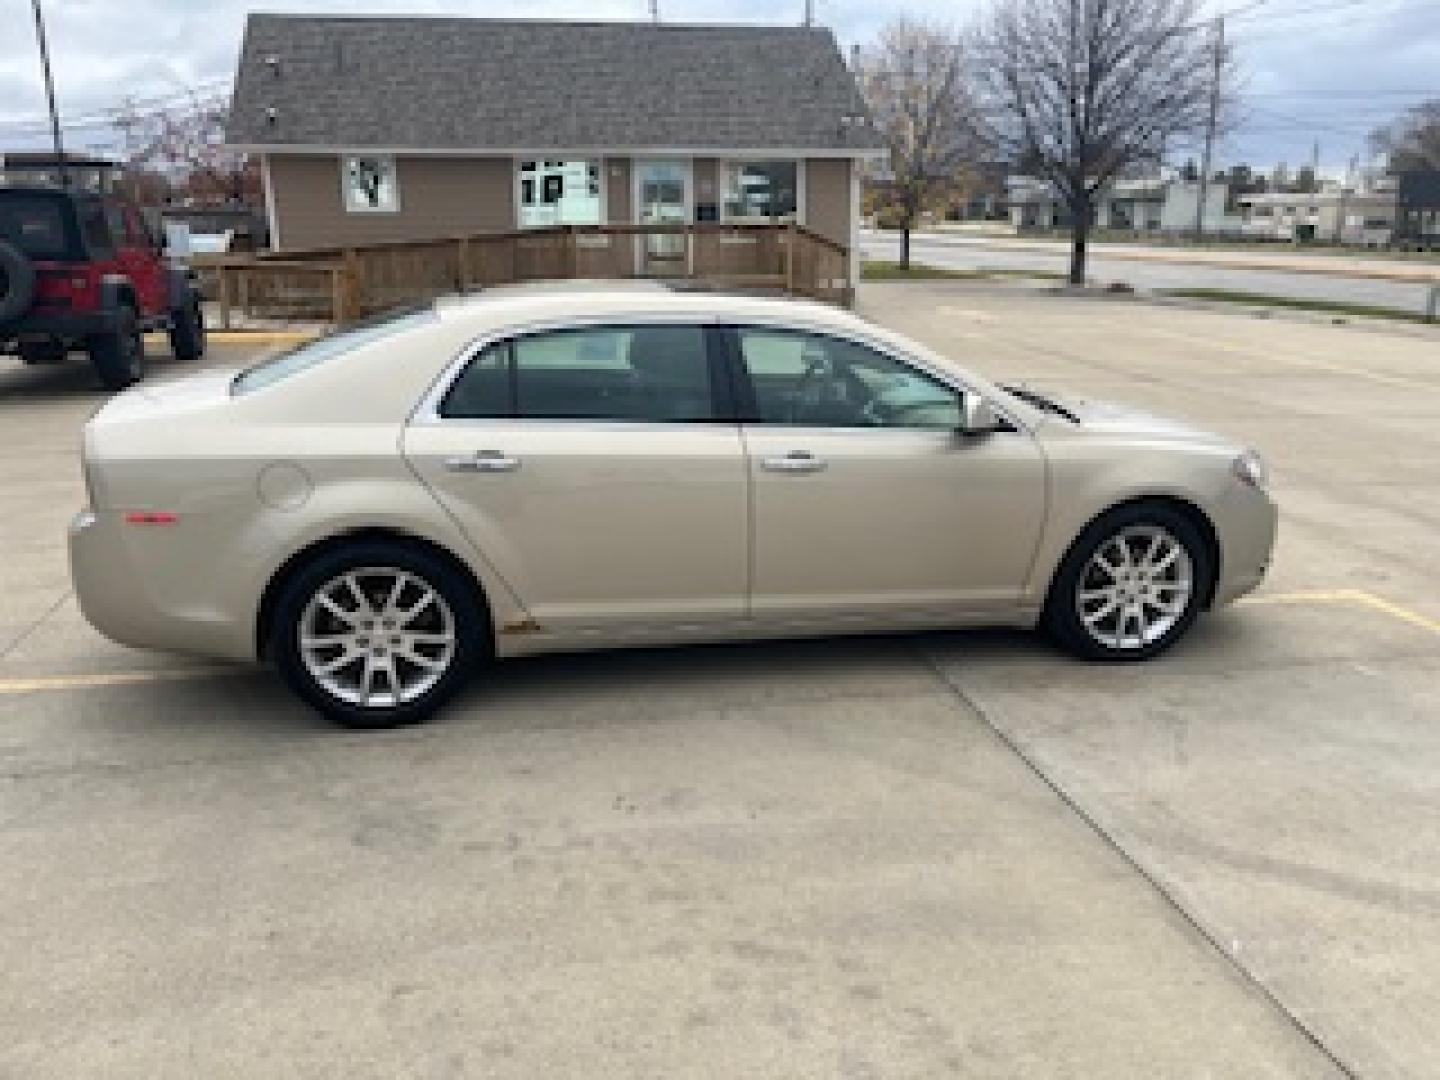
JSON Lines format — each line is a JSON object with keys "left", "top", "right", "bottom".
{"left": 342, "top": 155, "right": 399, "bottom": 213}
{"left": 518, "top": 159, "right": 602, "bottom": 228}
{"left": 722, "top": 161, "right": 799, "bottom": 222}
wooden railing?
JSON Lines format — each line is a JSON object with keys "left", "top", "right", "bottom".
{"left": 202, "top": 222, "right": 850, "bottom": 327}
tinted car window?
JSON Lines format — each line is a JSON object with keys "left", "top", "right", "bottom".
{"left": 232, "top": 305, "right": 437, "bottom": 395}
{"left": 442, "top": 325, "right": 716, "bottom": 423}
{"left": 736, "top": 328, "right": 962, "bottom": 430}
{"left": 0, "top": 196, "right": 70, "bottom": 259}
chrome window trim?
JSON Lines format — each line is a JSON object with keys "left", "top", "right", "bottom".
{"left": 410, "top": 312, "right": 725, "bottom": 427}
{"left": 409, "top": 309, "right": 1032, "bottom": 436}
{"left": 721, "top": 317, "right": 1033, "bottom": 436}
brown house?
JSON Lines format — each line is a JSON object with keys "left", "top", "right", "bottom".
{"left": 227, "top": 15, "right": 885, "bottom": 291}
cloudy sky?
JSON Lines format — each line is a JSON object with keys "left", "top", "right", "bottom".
{"left": 1, "top": 0, "right": 1435, "bottom": 172}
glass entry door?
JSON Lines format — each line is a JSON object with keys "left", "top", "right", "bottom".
{"left": 634, "top": 160, "right": 690, "bottom": 276}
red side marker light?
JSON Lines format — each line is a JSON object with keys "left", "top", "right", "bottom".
{"left": 124, "top": 511, "right": 179, "bottom": 526}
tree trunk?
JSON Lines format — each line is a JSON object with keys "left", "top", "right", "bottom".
{"left": 1068, "top": 200, "right": 1090, "bottom": 285}
{"left": 900, "top": 224, "right": 912, "bottom": 270}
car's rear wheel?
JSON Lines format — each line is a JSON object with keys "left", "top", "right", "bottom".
{"left": 169, "top": 296, "right": 206, "bottom": 361}
{"left": 1043, "top": 502, "right": 1212, "bottom": 661}
{"left": 271, "top": 541, "right": 486, "bottom": 728}
{"left": 87, "top": 305, "right": 144, "bottom": 390}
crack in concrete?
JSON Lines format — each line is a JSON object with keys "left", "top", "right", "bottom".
{"left": 914, "top": 643, "right": 1360, "bottom": 1080}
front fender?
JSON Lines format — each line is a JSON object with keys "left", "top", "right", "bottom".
{"left": 1023, "top": 437, "right": 1235, "bottom": 604}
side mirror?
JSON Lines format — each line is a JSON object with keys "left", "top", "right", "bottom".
{"left": 958, "top": 394, "right": 1004, "bottom": 437}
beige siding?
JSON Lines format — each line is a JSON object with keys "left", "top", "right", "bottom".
{"left": 268, "top": 154, "right": 514, "bottom": 250}
{"left": 606, "top": 157, "right": 632, "bottom": 224}
{"left": 804, "top": 158, "right": 851, "bottom": 250}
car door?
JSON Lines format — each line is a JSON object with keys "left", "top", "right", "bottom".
{"left": 727, "top": 325, "right": 1046, "bottom": 623}
{"left": 403, "top": 321, "right": 749, "bottom": 639}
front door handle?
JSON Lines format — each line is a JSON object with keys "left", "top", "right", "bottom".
{"left": 445, "top": 450, "right": 520, "bottom": 474}
{"left": 760, "top": 451, "right": 827, "bottom": 474}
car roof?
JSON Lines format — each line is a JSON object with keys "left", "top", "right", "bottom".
{"left": 431, "top": 281, "right": 873, "bottom": 336}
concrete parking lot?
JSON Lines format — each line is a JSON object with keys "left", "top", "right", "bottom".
{"left": 2, "top": 288, "right": 1438, "bottom": 1078}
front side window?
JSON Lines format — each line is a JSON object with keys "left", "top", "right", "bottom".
{"left": 517, "top": 160, "right": 602, "bottom": 228}
{"left": 342, "top": 155, "right": 400, "bottom": 213}
{"left": 735, "top": 328, "right": 961, "bottom": 430}
{"left": 722, "top": 161, "right": 799, "bottom": 222}
{"left": 442, "top": 324, "right": 716, "bottom": 423}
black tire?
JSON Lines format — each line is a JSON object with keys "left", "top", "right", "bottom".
{"left": 87, "top": 305, "right": 145, "bottom": 390}
{"left": 0, "top": 239, "right": 36, "bottom": 323}
{"left": 168, "top": 295, "right": 206, "bottom": 361}
{"left": 1042, "top": 501, "right": 1213, "bottom": 662}
{"left": 270, "top": 540, "right": 488, "bottom": 729}
{"left": 19, "top": 339, "right": 68, "bottom": 364}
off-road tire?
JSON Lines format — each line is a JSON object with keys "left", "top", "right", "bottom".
{"left": 0, "top": 239, "right": 36, "bottom": 323}
{"left": 87, "top": 304, "right": 144, "bottom": 390}
{"left": 168, "top": 295, "right": 206, "bottom": 361}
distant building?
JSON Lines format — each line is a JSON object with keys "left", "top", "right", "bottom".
{"left": 1007, "top": 173, "right": 1237, "bottom": 235}
{"left": 1237, "top": 170, "right": 1398, "bottom": 247}
{"left": 1395, "top": 171, "right": 1440, "bottom": 250}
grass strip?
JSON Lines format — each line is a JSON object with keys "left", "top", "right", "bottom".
{"left": 1160, "top": 288, "right": 1430, "bottom": 324}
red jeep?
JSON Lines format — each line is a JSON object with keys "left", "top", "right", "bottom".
{"left": 0, "top": 187, "right": 205, "bottom": 390}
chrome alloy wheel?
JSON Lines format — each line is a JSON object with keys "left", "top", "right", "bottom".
{"left": 298, "top": 567, "right": 457, "bottom": 708}
{"left": 1075, "top": 525, "right": 1194, "bottom": 651}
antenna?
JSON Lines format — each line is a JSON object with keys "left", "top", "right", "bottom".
{"left": 803, "top": 0, "right": 814, "bottom": 26}
{"left": 29, "top": 0, "right": 68, "bottom": 189}
{"left": 649, "top": 0, "right": 659, "bottom": 23}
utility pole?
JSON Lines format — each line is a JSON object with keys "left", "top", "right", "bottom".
{"left": 1194, "top": 15, "right": 1224, "bottom": 242}
{"left": 648, "top": 0, "right": 659, "bottom": 24}
{"left": 29, "top": 0, "right": 69, "bottom": 189}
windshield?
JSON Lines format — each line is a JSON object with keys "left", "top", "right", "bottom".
{"left": 231, "top": 304, "right": 438, "bottom": 395}
{"left": 0, "top": 195, "right": 72, "bottom": 259}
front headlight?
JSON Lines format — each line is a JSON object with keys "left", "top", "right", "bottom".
{"left": 1232, "top": 449, "right": 1268, "bottom": 490}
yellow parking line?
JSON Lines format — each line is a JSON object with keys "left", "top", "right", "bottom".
{"left": 0, "top": 666, "right": 242, "bottom": 697}
{"left": 142, "top": 330, "right": 317, "bottom": 345}
{"left": 0, "top": 589, "right": 1432, "bottom": 698}
{"left": 1240, "top": 588, "right": 1440, "bottom": 635}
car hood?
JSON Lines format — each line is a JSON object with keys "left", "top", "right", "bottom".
{"left": 1006, "top": 385, "right": 1237, "bottom": 449}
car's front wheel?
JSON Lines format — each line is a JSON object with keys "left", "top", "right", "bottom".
{"left": 271, "top": 541, "right": 487, "bottom": 728}
{"left": 1044, "top": 502, "right": 1212, "bottom": 661}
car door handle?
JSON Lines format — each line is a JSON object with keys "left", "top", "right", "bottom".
{"left": 760, "top": 451, "right": 827, "bottom": 474}
{"left": 444, "top": 451, "right": 520, "bottom": 474}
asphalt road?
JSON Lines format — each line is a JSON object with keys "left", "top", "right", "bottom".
{"left": 862, "top": 230, "right": 1440, "bottom": 314}
{"left": 3, "top": 296, "right": 1440, "bottom": 1078}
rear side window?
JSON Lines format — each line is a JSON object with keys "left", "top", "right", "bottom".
{"left": 0, "top": 197, "right": 70, "bottom": 259}
{"left": 441, "top": 324, "right": 718, "bottom": 423}
{"left": 232, "top": 305, "right": 437, "bottom": 395}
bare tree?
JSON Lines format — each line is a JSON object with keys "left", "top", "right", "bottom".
{"left": 859, "top": 19, "right": 978, "bottom": 269}
{"left": 1371, "top": 100, "right": 1440, "bottom": 172}
{"left": 975, "top": 0, "right": 1230, "bottom": 283}
{"left": 110, "top": 92, "right": 260, "bottom": 207}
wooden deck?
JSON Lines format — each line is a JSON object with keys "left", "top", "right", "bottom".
{"left": 196, "top": 223, "right": 851, "bottom": 327}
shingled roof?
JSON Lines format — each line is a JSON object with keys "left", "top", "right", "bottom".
{"left": 227, "top": 15, "right": 885, "bottom": 154}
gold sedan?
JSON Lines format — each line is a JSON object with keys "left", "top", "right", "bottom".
{"left": 70, "top": 285, "right": 1275, "bottom": 727}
